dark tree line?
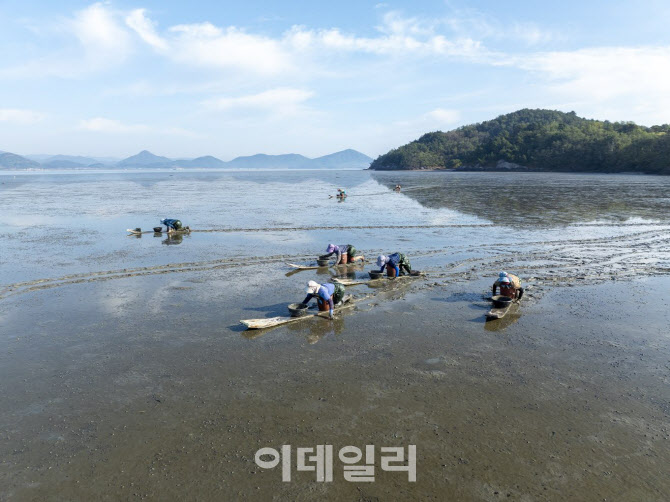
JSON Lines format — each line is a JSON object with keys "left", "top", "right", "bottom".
{"left": 369, "top": 109, "right": 670, "bottom": 174}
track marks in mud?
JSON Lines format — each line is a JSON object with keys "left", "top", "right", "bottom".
{"left": 2, "top": 227, "right": 669, "bottom": 301}
{"left": 0, "top": 253, "right": 312, "bottom": 300}
{"left": 193, "top": 222, "right": 665, "bottom": 233}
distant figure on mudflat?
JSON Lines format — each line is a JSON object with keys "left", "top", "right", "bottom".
{"left": 160, "top": 218, "right": 183, "bottom": 233}
{"left": 377, "top": 253, "right": 412, "bottom": 277}
{"left": 323, "top": 243, "right": 365, "bottom": 265}
{"left": 492, "top": 271, "right": 524, "bottom": 300}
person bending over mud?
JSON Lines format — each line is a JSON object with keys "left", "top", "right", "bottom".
{"left": 160, "top": 218, "right": 183, "bottom": 233}
{"left": 492, "top": 271, "right": 524, "bottom": 300}
{"left": 322, "top": 244, "right": 364, "bottom": 265}
{"left": 377, "top": 253, "right": 412, "bottom": 277}
{"left": 302, "top": 280, "right": 345, "bottom": 320}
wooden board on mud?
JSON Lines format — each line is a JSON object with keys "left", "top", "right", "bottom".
{"left": 333, "top": 271, "right": 424, "bottom": 286}
{"left": 486, "top": 304, "right": 512, "bottom": 320}
{"left": 240, "top": 295, "right": 355, "bottom": 330}
{"left": 286, "top": 263, "right": 322, "bottom": 270}
{"left": 127, "top": 228, "right": 191, "bottom": 235}
{"left": 486, "top": 296, "right": 519, "bottom": 320}
{"left": 287, "top": 262, "right": 363, "bottom": 270}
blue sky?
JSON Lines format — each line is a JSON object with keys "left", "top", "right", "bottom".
{"left": 1, "top": 0, "right": 670, "bottom": 159}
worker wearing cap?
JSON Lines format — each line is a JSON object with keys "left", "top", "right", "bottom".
{"left": 492, "top": 271, "right": 524, "bottom": 300}
{"left": 377, "top": 252, "right": 412, "bottom": 277}
{"left": 160, "top": 218, "right": 183, "bottom": 233}
{"left": 302, "top": 280, "right": 345, "bottom": 319}
{"left": 323, "top": 243, "right": 364, "bottom": 265}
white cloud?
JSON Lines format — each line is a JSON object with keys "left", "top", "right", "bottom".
{"left": 390, "top": 108, "right": 462, "bottom": 134}
{"left": 0, "top": 108, "right": 46, "bottom": 124}
{"left": 424, "top": 108, "right": 461, "bottom": 125}
{"left": 102, "top": 79, "right": 228, "bottom": 97}
{"left": 1, "top": 3, "right": 133, "bottom": 78}
{"left": 69, "top": 2, "right": 132, "bottom": 64}
{"left": 520, "top": 46, "right": 670, "bottom": 98}
{"left": 513, "top": 46, "right": 670, "bottom": 124}
{"left": 163, "top": 126, "right": 200, "bottom": 138}
{"left": 204, "top": 88, "right": 314, "bottom": 116}
{"left": 0, "top": 5, "right": 550, "bottom": 83}
{"left": 439, "top": 8, "right": 557, "bottom": 47}
{"left": 125, "top": 8, "right": 168, "bottom": 51}
{"left": 4, "top": 7, "right": 502, "bottom": 81}
{"left": 283, "top": 14, "right": 493, "bottom": 60}
{"left": 510, "top": 22, "right": 555, "bottom": 46}
{"left": 377, "top": 11, "right": 435, "bottom": 37}
{"left": 78, "top": 117, "right": 198, "bottom": 137}
{"left": 79, "top": 117, "right": 150, "bottom": 133}
{"left": 167, "top": 23, "right": 292, "bottom": 74}
{"left": 120, "top": 9, "right": 498, "bottom": 75}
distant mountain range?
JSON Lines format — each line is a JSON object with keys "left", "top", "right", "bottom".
{"left": 0, "top": 152, "right": 41, "bottom": 169}
{"left": 0, "top": 149, "right": 372, "bottom": 170}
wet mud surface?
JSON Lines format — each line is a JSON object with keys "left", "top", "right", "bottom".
{"left": 1, "top": 170, "right": 670, "bottom": 500}
{"left": 1, "top": 272, "right": 669, "bottom": 501}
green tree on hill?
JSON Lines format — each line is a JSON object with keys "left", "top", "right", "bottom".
{"left": 369, "top": 109, "right": 670, "bottom": 174}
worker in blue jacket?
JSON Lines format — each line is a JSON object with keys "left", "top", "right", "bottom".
{"left": 302, "top": 280, "right": 345, "bottom": 319}
{"left": 160, "top": 218, "right": 183, "bottom": 233}
{"left": 377, "top": 253, "right": 412, "bottom": 276}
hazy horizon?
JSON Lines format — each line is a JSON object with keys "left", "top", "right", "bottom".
{"left": 11, "top": 148, "right": 373, "bottom": 164}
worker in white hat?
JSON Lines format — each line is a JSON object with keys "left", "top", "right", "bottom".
{"left": 492, "top": 271, "right": 524, "bottom": 300}
{"left": 301, "top": 280, "right": 345, "bottom": 319}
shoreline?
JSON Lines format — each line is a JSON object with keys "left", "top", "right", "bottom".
{"left": 369, "top": 167, "right": 656, "bottom": 175}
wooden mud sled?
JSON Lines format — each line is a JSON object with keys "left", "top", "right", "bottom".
{"left": 127, "top": 228, "right": 153, "bottom": 235}
{"left": 333, "top": 271, "right": 425, "bottom": 286}
{"left": 486, "top": 295, "right": 519, "bottom": 320}
{"left": 286, "top": 263, "right": 322, "bottom": 270}
{"left": 240, "top": 295, "right": 355, "bottom": 330}
{"left": 287, "top": 262, "right": 364, "bottom": 270}
{"left": 127, "top": 227, "right": 191, "bottom": 236}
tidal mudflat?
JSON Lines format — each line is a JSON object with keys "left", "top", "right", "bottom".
{"left": 1, "top": 170, "right": 669, "bottom": 500}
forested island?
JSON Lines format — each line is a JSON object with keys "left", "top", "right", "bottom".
{"left": 369, "top": 109, "right": 670, "bottom": 174}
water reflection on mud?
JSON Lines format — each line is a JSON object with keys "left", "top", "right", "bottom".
{"left": 484, "top": 304, "right": 522, "bottom": 331}
{"left": 161, "top": 233, "right": 187, "bottom": 245}
{"left": 286, "top": 315, "right": 346, "bottom": 344}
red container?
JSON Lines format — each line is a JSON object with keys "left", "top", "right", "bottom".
{"left": 386, "top": 264, "right": 397, "bottom": 277}
{"left": 317, "top": 298, "right": 330, "bottom": 311}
